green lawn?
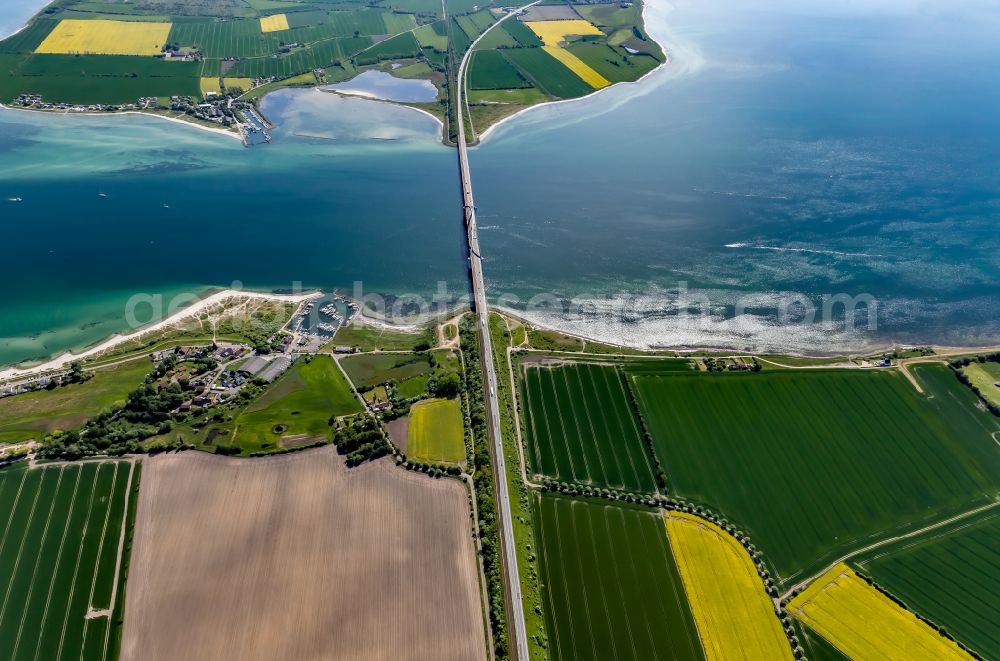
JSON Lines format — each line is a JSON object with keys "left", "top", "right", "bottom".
{"left": 534, "top": 494, "right": 705, "bottom": 661}
{"left": 520, "top": 361, "right": 659, "bottom": 492}
{"left": 854, "top": 508, "right": 1000, "bottom": 659}
{"left": 340, "top": 352, "right": 432, "bottom": 388}
{"left": 395, "top": 375, "right": 430, "bottom": 399}
{"left": 0, "top": 461, "right": 135, "bottom": 661}
{"left": 0, "top": 358, "right": 151, "bottom": 443}
{"left": 631, "top": 364, "right": 1000, "bottom": 585}
{"left": 408, "top": 397, "right": 464, "bottom": 464}
{"left": 232, "top": 356, "right": 362, "bottom": 453}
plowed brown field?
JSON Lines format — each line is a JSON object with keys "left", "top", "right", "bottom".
{"left": 121, "top": 447, "right": 485, "bottom": 660}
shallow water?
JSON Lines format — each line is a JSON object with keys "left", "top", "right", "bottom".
{"left": 325, "top": 70, "right": 439, "bottom": 103}
{"left": 472, "top": 0, "right": 1000, "bottom": 352}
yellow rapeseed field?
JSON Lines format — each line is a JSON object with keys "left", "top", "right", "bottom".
{"left": 664, "top": 511, "right": 793, "bottom": 661}
{"left": 224, "top": 78, "right": 255, "bottom": 92}
{"left": 259, "top": 14, "right": 290, "bottom": 33}
{"left": 542, "top": 46, "right": 609, "bottom": 89}
{"left": 200, "top": 77, "right": 222, "bottom": 96}
{"left": 788, "top": 563, "right": 972, "bottom": 660}
{"left": 525, "top": 20, "right": 610, "bottom": 89}
{"left": 525, "top": 19, "right": 603, "bottom": 46}
{"left": 35, "top": 19, "right": 171, "bottom": 56}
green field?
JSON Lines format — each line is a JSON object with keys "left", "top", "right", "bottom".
{"left": 855, "top": 508, "right": 1000, "bottom": 659}
{"left": 472, "top": 22, "right": 517, "bottom": 50}
{"left": 340, "top": 351, "right": 432, "bottom": 388}
{"left": 469, "top": 49, "right": 530, "bottom": 89}
{"left": 414, "top": 21, "right": 448, "bottom": 50}
{"left": 631, "top": 364, "right": 1000, "bottom": 584}
{"left": 534, "top": 494, "right": 705, "bottom": 661}
{"left": 408, "top": 397, "right": 465, "bottom": 463}
{"left": 501, "top": 47, "right": 594, "bottom": 98}
{"left": 0, "top": 461, "right": 135, "bottom": 661}
{"left": 468, "top": 87, "right": 548, "bottom": 104}
{"left": 0, "top": 358, "right": 151, "bottom": 443}
{"left": 497, "top": 18, "right": 542, "bottom": 47}
{"left": 565, "top": 42, "right": 660, "bottom": 83}
{"left": 232, "top": 355, "right": 362, "bottom": 452}
{"left": 0, "top": 53, "right": 201, "bottom": 103}
{"left": 521, "top": 362, "right": 658, "bottom": 493}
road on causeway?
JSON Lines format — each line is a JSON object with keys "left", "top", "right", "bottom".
{"left": 452, "top": 4, "right": 541, "bottom": 660}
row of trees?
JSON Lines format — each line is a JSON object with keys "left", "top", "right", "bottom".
{"left": 538, "top": 477, "right": 807, "bottom": 658}
{"left": 950, "top": 353, "right": 1000, "bottom": 417}
{"left": 460, "top": 316, "right": 510, "bottom": 661}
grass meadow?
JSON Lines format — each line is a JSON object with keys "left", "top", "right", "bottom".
{"left": 521, "top": 361, "right": 658, "bottom": 493}
{"left": 0, "top": 358, "right": 151, "bottom": 443}
{"left": 340, "top": 352, "right": 432, "bottom": 388}
{"left": 232, "top": 356, "right": 361, "bottom": 452}
{"left": 534, "top": 494, "right": 705, "bottom": 661}
{"left": 0, "top": 461, "right": 135, "bottom": 661}
{"left": 631, "top": 364, "right": 1000, "bottom": 584}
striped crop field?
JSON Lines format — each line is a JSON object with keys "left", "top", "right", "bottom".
{"left": 541, "top": 46, "right": 610, "bottom": 89}
{"left": 788, "top": 564, "right": 972, "bottom": 660}
{"left": 521, "top": 361, "right": 659, "bottom": 492}
{"left": 664, "top": 511, "right": 792, "bottom": 661}
{"left": 0, "top": 460, "right": 137, "bottom": 661}
{"left": 35, "top": 20, "right": 171, "bottom": 56}
{"left": 632, "top": 364, "right": 1000, "bottom": 584}
{"left": 856, "top": 509, "right": 1000, "bottom": 658}
{"left": 534, "top": 494, "right": 705, "bottom": 661}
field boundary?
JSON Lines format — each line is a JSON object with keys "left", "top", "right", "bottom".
{"left": 778, "top": 499, "right": 1000, "bottom": 603}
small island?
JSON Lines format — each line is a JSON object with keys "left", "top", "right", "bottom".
{"left": 0, "top": 0, "right": 665, "bottom": 143}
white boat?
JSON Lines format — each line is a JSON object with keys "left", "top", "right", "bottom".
{"left": 98, "top": 192, "right": 107, "bottom": 198}
{"left": 7, "top": 197, "right": 21, "bottom": 202}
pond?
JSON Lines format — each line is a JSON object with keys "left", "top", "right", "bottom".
{"left": 325, "top": 69, "right": 438, "bottom": 103}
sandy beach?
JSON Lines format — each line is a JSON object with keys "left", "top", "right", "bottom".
{"left": 0, "top": 289, "right": 321, "bottom": 382}
{"left": 0, "top": 103, "right": 243, "bottom": 141}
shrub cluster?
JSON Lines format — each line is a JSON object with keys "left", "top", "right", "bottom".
{"left": 950, "top": 354, "right": 1000, "bottom": 417}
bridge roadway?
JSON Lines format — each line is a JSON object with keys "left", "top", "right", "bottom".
{"left": 453, "top": 5, "right": 540, "bottom": 660}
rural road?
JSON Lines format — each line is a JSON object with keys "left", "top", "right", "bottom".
{"left": 453, "top": 6, "right": 541, "bottom": 660}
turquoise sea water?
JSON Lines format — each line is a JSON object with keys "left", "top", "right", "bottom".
{"left": 1, "top": 0, "right": 999, "bottom": 364}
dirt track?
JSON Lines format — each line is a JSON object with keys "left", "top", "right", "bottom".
{"left": 121, "top": 447, "right": 485, "bottom": 661}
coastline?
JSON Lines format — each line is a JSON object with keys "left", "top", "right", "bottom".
{"left": 474, "top": 0, "right": 676, "bottom": 145}
{"left": 0, "top": 103, "right": 243, "bottom": 142}
{"left": 495, "top": 305, "right": 1000, "bottom": 359}
{"left": 0, "top": 289, "right": 321, "bottom": 383}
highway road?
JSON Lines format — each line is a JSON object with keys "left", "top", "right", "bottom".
{"left": 453, "top": 6, "right": 541, "bottom": 660}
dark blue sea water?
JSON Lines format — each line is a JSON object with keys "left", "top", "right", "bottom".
{"left": 1, "top": 0, "right": 999, "bottom": 364}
